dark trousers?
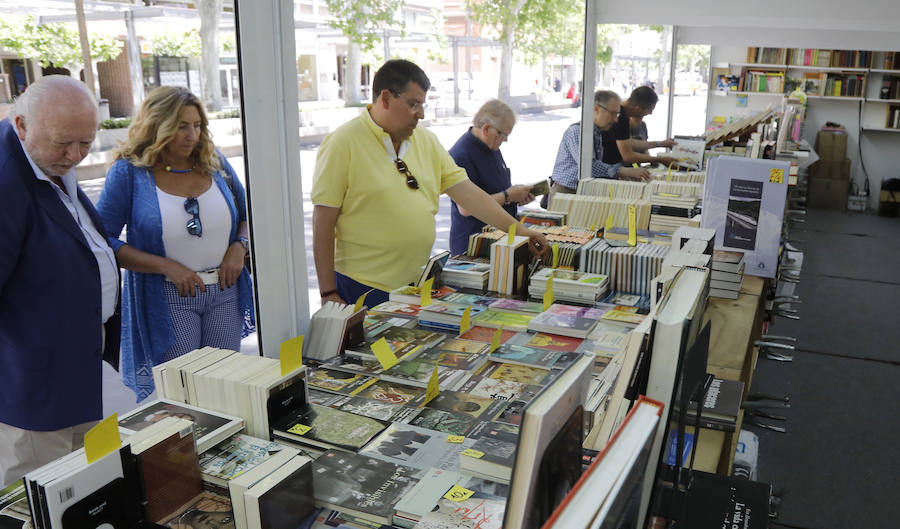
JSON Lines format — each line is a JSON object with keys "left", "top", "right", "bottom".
{"left": 334, "top": 271, "right": 390, "bottom": 308}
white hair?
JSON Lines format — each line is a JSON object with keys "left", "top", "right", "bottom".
{"left": 473, "top": 99, "right": 516, "bottom": 129}
{"left": 9, "top": 75, "right": 98, "bottom": 123}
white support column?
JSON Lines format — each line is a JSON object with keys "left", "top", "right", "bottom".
{"left": 665, "top": 26, "right": 679, "bottom": 139}
{"left": 235, "top": 0, "right": 309, "bottom": 358}
{"left": 579, "top": 0, "right": 601, "bottom": 181}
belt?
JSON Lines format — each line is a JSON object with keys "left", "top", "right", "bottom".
{"left": 166, "top": 268, "right": 220, "bottom": 285}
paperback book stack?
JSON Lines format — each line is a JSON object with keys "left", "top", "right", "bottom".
{"left": 663, "top": 226, "right": 716, "bottom": 270}
{"left": 528, "top": 268, "right": 610, "bottom": 304}
{"left": 488, "top": 235, "right": 531, "bottom": 296}
{"left": 442, "top": 256, "right": 491, "bottom": 290}
{"left": 304, "top": 301, "right": 366, "bottom": 363}
{"left": 418, "top": 301, "right": 486, "bottom": 333}
{"left": 579, "top": 239, "right": 670, "bottom": 296}
{"left": 648, "top": 193, "right": 701, "bottom": 234}
{"left": 576, "top": 178, "right": 646, "bottom": 200}
{"left": 527, "top": 303, "right": 608, "bottom": 338}
{"left": 547, "top": 194, "right": 652, "bottom": 231}
{"left": 648, "top": 166, "right": 706, "bottom": 184}
{"left": 709, "top": 249, "right": 746, "bottom": 299}
{"left": 467, "top": 229, "right": 505, "bottom": 258}
{"left": 517, "top": 208, "right": 567, "bottom": 227}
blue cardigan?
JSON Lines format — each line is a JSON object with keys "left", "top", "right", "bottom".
{"left": 97, "top": 155, "right": 256, "bottom": 401}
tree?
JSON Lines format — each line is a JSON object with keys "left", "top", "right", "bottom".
{"left": 324, "top": 0, "right": 405, "bottom": 105}
{"left": 0, "top": 16, "right": 122, "bottom": 82}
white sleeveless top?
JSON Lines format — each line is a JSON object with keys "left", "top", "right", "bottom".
{"left": 157, "top": 183, "right": 231, "bottom": 272}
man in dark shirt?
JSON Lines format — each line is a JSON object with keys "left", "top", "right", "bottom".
{"left": 448, "top": 100, "right": 534, "bottom": 256}
{"left": 602, "top": 86, "right": 678, "bottom": 172}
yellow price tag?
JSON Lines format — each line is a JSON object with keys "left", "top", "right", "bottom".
{"left": 354, "top": 289, "right": 372, "bottom": 313}
{"left": 632, "top": 163, "right": 640, "bottom": 168}
{"left": 543, "top": 275, "right": 554, "bottom": 311}
{"left": 420, "top": 277, "right": 434, "bottom": 307}
{"left": 423, "top": 366, "right": 440, "bottom": 405}
{"left": 589, "top": 224, "right": 596, "bottom": 233}
{"left": 608, "top": 185, "right": 613, "bottom": 199}
{"left": 371, "top": 337, "right": 399, "bottom": 370}
{"left": 507, "top": 223, "right": 516, "bottom": 244}
{"left": 287, "top": 424, "right": 312, "bottom": 436}
{"left": 551, "top": 243, "right": 559, "bottom": 268}
{"left": 659, "top": 192, "right": 680, "bottom": 198}
{"left": 280, "top": 335, "right": 303, "bottom": 376}
{"left": 461, "top": 448, "right": 484, "bottom": 458}
{"left": 444, "top": 485, "right": 476, "bottom": 502}
{"left": 84, "top": 414, "right": 120, "bottom": 464}
{"left": 604, "top": 213, "right": 614, "bottom": 238}
{"left": 490, "top": 325, "right": 504, "bottom": 353}
{"left": 769, "top": 168, "right": 785, "bottom": 183}
{"left": 446, "top": 435, "right": 465, "bottom": 443}
{"left": 667, "top": 162, "right": 674, "bottom": 182}
{"left": 459, "top": 306, "right": 472, "bottom": 335}
{"left": 627, "top": 205, "right": 637, "bottom": 247}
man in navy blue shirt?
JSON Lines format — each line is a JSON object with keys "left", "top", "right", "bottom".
{"left": 448, "top": 100, "right": 534, "bottom": 256}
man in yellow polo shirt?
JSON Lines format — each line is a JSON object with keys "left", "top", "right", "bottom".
{"left": 312, "top": 59, "right": 549, "bottom": 305}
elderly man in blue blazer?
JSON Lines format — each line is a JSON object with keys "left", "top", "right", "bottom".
{"left": 0, "top": 76, "right": 121, "bottom": 486}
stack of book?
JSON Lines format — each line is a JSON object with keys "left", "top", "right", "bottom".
{"left": 442, "top": 257, "right": 491, "bottom": 290}
{"left": 305, "top": 301, "right": 366, "bottom": 363}
{"left": 709, "top": 249, "right": 746, "bottom": 299}
{"left": 576, "top": 178, "right": 646, "bottom": 200}
{"left": 547, "top": 194, "right": 652, "bottom": 231}
{"left": 527, "top": 267, "right": 610, "bottom": 304}
{"left": 488, "top": 235, "right": 531, "bottom": 296}
{"left": 118, "top": 398, "right": 244, "bottom": 454}
{"left": 389, "top": 284, "right": 457, "bottom": 305}
{"left": 648, "top": 193, "right": 701, "bottom": 234}
{"left": 579, "top": 239, "right": 670, "bottom": 296}
{"left": 517, "top": 208, "right": 567, "bottom": 227}
{"left": 418, "top": 301, "right": 486, "bottom": 333}
{"left": 527, "top": 303, "right": 608, "bottom": 338}
{"left": 673, "top": 377, "right": 745, "bottom": 432}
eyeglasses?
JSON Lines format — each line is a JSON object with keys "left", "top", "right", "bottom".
{"left": 184, "top": 197, "right": 202, "bottom": 237}
{"left": 492, "top": 125, "right": 511, "bottom": 139}
{"left": 394, "top": 159, "right": 419, "bottom": 190}
{"left": 392, "top": 92, "right": 428, "bottom": 113}
{"left": 596, "top": 104, "right": 619, "bottom": 117}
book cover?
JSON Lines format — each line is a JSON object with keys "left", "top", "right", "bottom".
{"left": 442, "top": 292, "right": 496, "bottom": 307}
{"left": 198, "top": 434, "right": 289, "bottom": 485}
{"left": 420, "top": 391, "right": 509, "bottom": 422}
{"left": 393, "top": 468, "right": 460, "bottom": 526}
{"left": 478, "top": 362, "right": 551, "bottom": 386}
{"left": 324, "top": 353, "right": 386, "bottom": 377}
{"left": 489, "top": 345, "right": 561, "bottom": 369}
{"left": 416, "top": 349, "right": 487, "bottom": 371}
{"left": 308, "top": 367, "right": 377, "bottom": 395}
{"left": 722, "top": 178, "right": 763, "bottom": 250}
{"left": 675, "top": 377, "right": 744, "bottom": 425}
{"left": 460, "top": 326, "right": 517, "bottom": 344}
{"left": 43, "top": 448, "right": 130, "bottom": 529}
{"left": 457, "top": 376, "right": 527, "bottom": 401}
{"left": 156, "top": 490, "right": 233, "bottom": 528}
{"left": 135, "top": 422, "right": 205, "bottom": 523}
{"left": 273, "top": 404, "right": 388, "bottom": 452}
{"left": 683, "top": 470, "right": 771, "bottom": 529}
{"left": 390, "top": 285, "right": 457, "bottom": 305}
{"left": 492, "top": 400, "right": 527, "bottom": 426}
{"left": 488, "top": 298, "right": 544, "bottom": 314}
{"left": 243, "top": 456, "right": 315, "bottom": 529}
{"left": 461, "top": 422, "right": 520, "bottom": 481}
{"left": 415, "top": 490, "right": 506, "bottom": 529}
{"left": 338, "top": 395, "right": 406, "bottom": 422}
{"left": 0, "top": 480, "right": 31, "bottom": 529}
{"left": 363, "top": 313, "right": 416, "bottom": 338}
{"left": 528, "top": 406, "right": 585, "bottom": 526}
{"left": 381, "top": 361, "right": 465, "bottom": 389}
{"left": 506, "top": 332, "right": 585, "bottom": 353}
{"left": 369, "top": 301, "right": 422, "bottom": 318}
{"left": 311, "top": 450, "right": 419, "bottom": 525}
{"left": 359, "top": 423, "right": 476, "bottom": 471}
{"left": 353, "top": 380, "right": 424, "bottom": 406}
{"left": 404, "top": 408, "right": 477, "bottom": 437}
{"left": 473, "top": 310, "right": 535, "bottom": 332}
{"left": 118, "top": 399, "right": 243, "bottom": 454}
{"left": 355, "top": 326, "right": 445, "bottom": 358}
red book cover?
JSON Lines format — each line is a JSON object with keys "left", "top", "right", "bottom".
{"left": 460, "top": 325, "right": 517, "bottom": 344}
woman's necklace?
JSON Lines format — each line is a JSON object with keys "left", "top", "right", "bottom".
{"left": 164, "top": 161, "right": 197, "bottom": 174}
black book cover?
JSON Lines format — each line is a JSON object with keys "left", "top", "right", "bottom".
{"left": 258, "top": 463, "right": 316, "bottom": 528}
{"left": 723, "top": 178, "right": 763, "bottom": 251}
{"left": 528, "top": 406, "right": 584, "bottom": 529}
{"left": 684, "top": 470, "right": 771, "bottom": 529}
{"left": 469, "top": 422, "right": 520, "bottom": 468}
{"left": 60, "top": 478, "right": 129, "bottom": 529}
{"left": 266, "top": 375, "right": 307, "bottom": 436}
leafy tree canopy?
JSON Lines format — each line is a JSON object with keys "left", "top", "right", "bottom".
{"left": 0, "top": 16, "right": 122, "bottom": 70}
{"left": 149, "top": 30, "right": 234, "bottom": 58}
{"left": 324, "top": 0, "right": 405, "bottom": 52}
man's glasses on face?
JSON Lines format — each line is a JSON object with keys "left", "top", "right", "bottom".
{"left": 394, "top": 158, "right": 420, "bottom": 190}
{"left": 596, "top": 104, "right": 619, "bottom": 118}
{"left": 392, "top": 91, "right": 428, "bottom": 113}
{"left": 492, "top": 125, "right": 510, "bottom": 140}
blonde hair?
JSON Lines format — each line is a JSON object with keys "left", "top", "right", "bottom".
{"left": 113, "top": 86, "right": 219, "bottom": 175}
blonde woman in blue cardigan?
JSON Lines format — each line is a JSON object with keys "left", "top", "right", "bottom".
{"left": 97, "top": 86, "right": 255, "bottom": 401}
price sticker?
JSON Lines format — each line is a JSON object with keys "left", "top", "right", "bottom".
{"left": 423, "top": 366, "right": 440, "bottom": 405}
{"left": 769, "top": 168, "right": 785, "bottom": 183}
{"left": 507, "top": 223, "right": 517, "bottom": 244}
{"left": 461, "top": 448, "right": 485, "bottom": 459}
{"left": 604, "top": 213, "right": 614, "bottom": 238}
{"left": 420, "top": 277, "right": 434, "bottom": 307}
{"left": 84, "top": 414, "right": 120, "bottom": 464}
{"left": 490, "top": 325, "right": 504, "bottom": 353}
{"left": 287, "top": 424, "right": 311, "bottom": 436}
{"left": 371, "top": 337, "right": 399, "bottom": 370}
{"left": 459, "top": 306, "right": 472, "bottom": 335}
{"left": 280, "top": 336, "right": 303, "bottom": 376}
{"left": 551, "top": 243, "right": 559, "bottom": 268}
{"left": 446, "top": 435, "right": 465, "bottom": 443}
{"left": 444, "top": 485, "right": 475, "bottom": 502}
{"left": 627, "top": 205, "right": 637, "bottom": 247}
{"left": 543, "top": 275, "right": 554, "bottom": 311}
{"left": 354, "top": 289, "right": 372, "bottom": 313}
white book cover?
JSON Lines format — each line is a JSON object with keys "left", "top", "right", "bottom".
{"left": 43, "top": 447, "right": 126, "bottom": 529}
{"left": 358, "top": 422, "right": 476, "bottom": 472}
{"left": 118, "top": 398, "right": 244, "bottom": 454}
{"left": 701, "top": 157, "right": 788, "bottom": 278}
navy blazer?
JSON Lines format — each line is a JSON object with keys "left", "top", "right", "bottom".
{"left": 0, "top": 119, "right": 121, "bottom": 431}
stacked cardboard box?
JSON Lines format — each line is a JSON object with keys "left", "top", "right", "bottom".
{"left": 809, "top": 129, "right": 850, "bottom": 210}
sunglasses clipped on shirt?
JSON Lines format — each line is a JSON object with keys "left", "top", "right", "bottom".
{"left": 184, "top": 197, "right": 202, "bottom": 237}
{"left": 394, "top": 158, "right": 420, "bottom": 190}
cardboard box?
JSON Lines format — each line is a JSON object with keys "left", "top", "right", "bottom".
{"left": 809, "top": 159, "right": 850, "bottom": 181}
{"left": 816, "top": 130, "right": 848, "bottom": 161}
{"left": 880, "top": 190, "right": 899, "bottom": 203}
{"left": 808, "top": 178, "right": 849, "bottom": 210}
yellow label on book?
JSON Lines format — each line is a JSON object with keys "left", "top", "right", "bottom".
{"left": 461, "top": 448, "right": 484, "bottom": 459}
{"left": 423, "top": 366, "right": 440, "bottom": 405}
{"left": 551, "top": 243, "right": 559, "bottom": 268}
{"left": 589, "top": 224, "right": 596, "bottom": 233}
{"left": 354, "top": 289, "right": 373, "bottom": 313}
{"left": 543, "top": 276, "right": 554, "bottom": 311}
{"left": 659, "top": 192, "right": 680, "bottom": 198}
{"left": 627, "top": 205, "right": 637, "bottom": 247}
{"left": 444, "top": 485, "right": 475, "bottom": 502}
{"left": 420, "top": 277, "right": 434, "bottom": 307}
{"left": 287, "top": 424, "right": 312, "bottom": 436}
{"left": 459, "top": 306, "right": 472, "bottom": 335}
{"left": 667, "top": 162, "right": 674, "bottom": 182}
{"left": 608, "top": 185, "right": 613, "bottom": 199}
{"left": 604, "top": 213, "right": 614, "bottom": 238}
{"left": 371, "top": 337, "right": 399, "bottom": 370}
{"left": 84, "top": 413, "right": 120, "bottom": 464}
{"left": 769, "top": 168, "right": 784, "bottom": 183}
{"left": 446, "top": 435, "right": 465, "bottom": 443}
{"left": 280, "top": 335, "right": 303, "bottom": 376}
{"left": 490, "top": 325, "right": 504, "bottom": 353}
{"left": 507, "top": 223, "right": 516, "bottom": 244}
{"left": 638, "top": 237, "right": 649, "bottom": 243}
{"left": 632, "top": 163, "right": 640, "bottom": 168}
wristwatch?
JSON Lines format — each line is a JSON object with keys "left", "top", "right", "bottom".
{"left": 502, "top": 189, "right": 510, "bottom": 204}
{"left": 238, "top": 236, "right": 250, "bottom": 253}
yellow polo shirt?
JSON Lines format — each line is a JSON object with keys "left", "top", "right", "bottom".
{"left": 311, "top": 107, "right": 468, "bottom": 291}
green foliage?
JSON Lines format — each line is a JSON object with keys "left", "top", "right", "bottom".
{"left": 221, "top": 34, "right": 236, "bottom": 53}
{"left": 0, "top": 16, "right": 122, "bottom": 70}
{"left": 149, "top": 30, "right": 234, "bottom": 58}
{"left": 323, "top": 0, "right": 405, "bottom": 52}
{"left": 677, "top": 44, "right": 710, "bottom": 74}
{"left": 100, "top": 117, "right": 132, "bottom": 129}
{"left": 209, "top": 108, "right": 241, "bottom": 119}
{"left": 514, "top": 0, "right": 583, "bottom": 65}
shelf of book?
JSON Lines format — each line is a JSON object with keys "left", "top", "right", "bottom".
{"left": 711, "top": 90, "right": 783, "bottom": 98}
{"left": 806, "top": 95, "right": 864, "bottom": 101}
{"left": 862, "top": 127, "right": 900, "bottom": 133}
{"left": 784, "top": 65, "right": 869, "bottom": 73}
{"left": 866, "top": 98, "right": 900, "bottom": 104}
{"left": 729, "top": 62, "right": 786, "bottom": 69}
{"left": 868, "top": 69, "right": 900, "bottom": 74}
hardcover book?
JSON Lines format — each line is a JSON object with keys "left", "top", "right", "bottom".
{"left": 118, "top": 398, "right": 244, "bottom": 454}
{"left": 307, "top": 368, "right": 377, "bottom": 396}
{"left": 488, "top": 345, "right": 562, "bottom": 369}
{"left": 359, "top": 422, "right": 476, "bottom": 471}
{"left": 311, "top": 450, "right": 419, "bottom": 525}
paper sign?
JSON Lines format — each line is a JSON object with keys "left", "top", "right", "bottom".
{"left": 551, "top": 243, "right": 559, "bottom": 268}
{"left": 461, "top": 448, "right": 484, "bottom": 458}
{"left": 444, "top": 485, "right": 476, "bottom": 502}
{"left": 604, "top": 213, "right": 614, "bottom": 238}
{"left": 459, "top": 306, "right": 472, "bottom": 335}
{"left": 507, "top": 223, "right": 516, "bottom": 244}
{"left": 84, "top": 414, "right": 120, "bottom": 464}
{"left": 420, "top": 277, "right": 434, "bottom": 307}
{"left": 287, "top": 424, "right": 311, "bottom": 436}
{"left": 769, "top": 168, "right": 784, "bottom": 183}
{"left": 371, "top": 337, "right": 399, "bottom": 370}
{"left": 543, "top": 275, "right": 554, "bottom": 311}
{"left": 280, "top": 336, "right": 303, "bottom": 376}
{"left": 354, "top": 289, "right": 373, "bottom": 313}
{"left": 423, "top": 366, "right": 440, "bottom": 405}
{"left": 490, "top": 325, "right": 504, "bottom": 353}
{"left": 446, "top": 435, "right": 465, "bottom": 443}
{"left": 627, "top": 205, "right": 637, "bottom": 247}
